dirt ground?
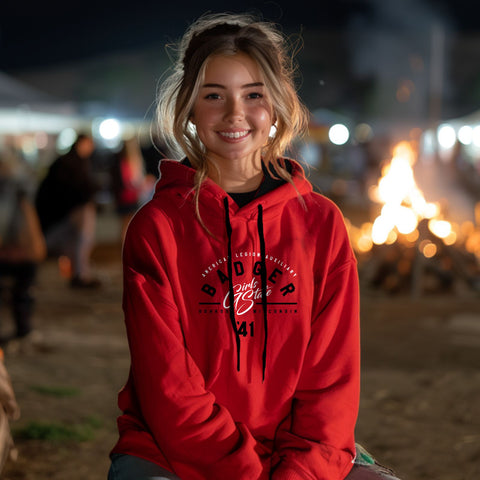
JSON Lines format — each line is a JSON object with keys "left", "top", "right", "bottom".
{"left": 1, "top": 237, "right": 479, "bottom": 480}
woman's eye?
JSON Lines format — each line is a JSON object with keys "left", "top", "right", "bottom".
{"left": 205, "top": 93, "right": 221, "bottom": 100}
{"left": 248, "top": 92, "right": 263, "bottom": 99}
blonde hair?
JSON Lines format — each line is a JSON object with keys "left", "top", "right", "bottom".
{"left": 156, "top": 13, "right": 309, "bottom": 213}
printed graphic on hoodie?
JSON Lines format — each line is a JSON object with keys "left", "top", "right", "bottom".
{"left": 199, "top": 250, "right": 298, "bottom": 321}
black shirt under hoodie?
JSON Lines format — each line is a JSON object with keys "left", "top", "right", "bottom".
{"left": 181, "top": 158, "right": 292, "bottom": 208}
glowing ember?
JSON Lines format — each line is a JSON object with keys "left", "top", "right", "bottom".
{"left": 428, "top": 219, "right": 452, "bottom": 239}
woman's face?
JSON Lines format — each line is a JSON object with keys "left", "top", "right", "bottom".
{"left": 191, "top": 53, "right": 274, "bottom": 169}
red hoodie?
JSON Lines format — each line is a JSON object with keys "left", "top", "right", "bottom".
{"left": 111, "top": 159, "right": 360, "bottom": 480}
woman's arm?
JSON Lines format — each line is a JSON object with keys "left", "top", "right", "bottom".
{"left": 121, "top": 211, "right": 266, "bottom": 480}
{"left": 272, "top": 220, "right": 360, "bottom": 480}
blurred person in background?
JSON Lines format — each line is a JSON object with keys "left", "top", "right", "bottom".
{"left": 111, "top": 137, "right": 153, "bottom": 243}
{"left": 35, "top": 133, "right": 101, "bottom": 288}
{"left": 0, "top": 151, "right": 46, "bottom": 349}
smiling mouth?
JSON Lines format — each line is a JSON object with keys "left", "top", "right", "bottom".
{"left": 218, "top": 130, "right": 250, "bottom": 139}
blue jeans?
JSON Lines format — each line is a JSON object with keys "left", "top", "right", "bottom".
{"left": 108, "top": 454, "right": 180, "bottom": 480}
{"left": 107, "top": 454, "right": 400, "bottom": 480}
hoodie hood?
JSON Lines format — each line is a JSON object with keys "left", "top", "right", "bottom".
{"left": 154, "top": 159, "right": 313, "bottom": 224}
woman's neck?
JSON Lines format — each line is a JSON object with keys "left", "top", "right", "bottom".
{"left": 208, "top": 157, "right": 263, "bottom": 193}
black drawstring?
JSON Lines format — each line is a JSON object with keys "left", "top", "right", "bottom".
{"left": 257, "top": 204, "right": 268, "bottom": 381}
{"left": 224, "top": 197, "right": 241, "bottom": 372}
{"left": 223, "top": 198, "right": 268, "bottom": 381}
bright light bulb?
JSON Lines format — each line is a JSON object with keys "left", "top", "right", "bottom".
{"left": 328, "top": 123, "right": 349, "bottom": 146}
{"left": 99, "top": 118, "right": 121, "bottom": 140}
{"left": 437, "top": 124, "right": 456, "bottom": 149}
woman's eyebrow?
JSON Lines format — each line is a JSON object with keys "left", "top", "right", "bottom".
{"left": 201, "top": 82, "right": 265, "bottom": 89}
{"left": 242, "top": 82, "right": 265, "bottom": 88}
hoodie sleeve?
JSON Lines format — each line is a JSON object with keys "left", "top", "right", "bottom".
{"left": 121, "top": 209, "right": 266, "bottom": 480}
{"left": 271, "top": 214, "right": 360, "bottom": 480}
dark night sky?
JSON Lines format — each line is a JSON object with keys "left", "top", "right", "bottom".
{"left": 0, "top": 1, "right": 356, "bottom": 70}
{"left": 2, "top": 0, "right": 480, "bottom": 122}
{"left": 0, "top": 0, "right": 473, "bottom": 71}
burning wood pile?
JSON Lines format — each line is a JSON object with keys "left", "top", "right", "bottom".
{"left": 347, "top": 141, "right": 480, "bottom": 296}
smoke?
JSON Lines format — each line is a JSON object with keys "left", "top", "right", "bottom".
{"left": 347, "top": 0, "right": 452, "bottom": 121}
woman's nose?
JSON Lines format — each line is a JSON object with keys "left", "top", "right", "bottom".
{"left": 224, "top": 97, "right": 244, "bottom": 121}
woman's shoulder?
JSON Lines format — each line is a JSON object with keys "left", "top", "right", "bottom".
{"left": 304, "top": 188, "right": 345, "bottom": 217}
{"left": 123, "top": 200, "right": 178, "bottom": 260}
{"left": 129, "top": 197, "right": 175, "bottom": 232}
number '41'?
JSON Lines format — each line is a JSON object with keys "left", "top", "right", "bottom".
{"left": 237, "top": 321, "right": 254, "bottom": 337}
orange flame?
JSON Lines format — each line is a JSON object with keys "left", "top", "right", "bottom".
{"left": 351, "top": 140, "right": 460, "bottom": 257}
{"left": 369, "top": 141, "right": 440, "bottom": 246}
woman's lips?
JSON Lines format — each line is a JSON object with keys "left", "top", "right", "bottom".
{"left": 217, "top": 130, "right": 250, "bottom": 141}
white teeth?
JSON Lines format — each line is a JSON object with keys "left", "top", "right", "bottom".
{"left": 219, "top": 131, "right": 249, "bottom": 139}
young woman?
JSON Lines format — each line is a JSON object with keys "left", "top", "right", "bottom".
{"left": 108, "top": 13, "right": 400, "bottom": 480}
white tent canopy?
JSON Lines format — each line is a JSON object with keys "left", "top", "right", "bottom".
{"left": 0, "top": 71, "right": 88, "bottom": 134}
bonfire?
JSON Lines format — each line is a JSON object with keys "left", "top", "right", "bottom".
{"left": 347, "top": 141, "right": 480, "bottom": 295}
